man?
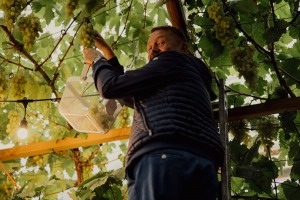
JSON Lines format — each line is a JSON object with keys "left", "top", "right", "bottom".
{"left": 84, "top": 26, "right": 224, "bottom": 200}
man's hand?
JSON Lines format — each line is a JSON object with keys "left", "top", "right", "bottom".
{"left": 83, "top": 48, "right": 104, "bottom": 65}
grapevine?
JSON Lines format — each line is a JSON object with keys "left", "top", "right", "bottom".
{"left": 256, "top": 116, "right": 280, "bottom": 148}
{"left": 8, "top": 72, "right": 27, "bottom": 100}
{"left": 17, "top": 13, "right": 43, "bottom": 51}
{"left": 0, "top": 0, "right": 27, "bottom": 31}
{"left": 0, "top": 180, "right": 15, "bottom": 200}
{"left": 66, "top": 0, "right": 79, "bottom": 17}
{"left": 229, "top": 119, "right": 251, "bottom": 145}
{"left": 207, "top": 1, "right": 223, "bottom": 21}
{"left": 79, "top": 22, "right": 95, "bottom": 48}
{"left": 230, "top": 45, "right": 259, "bottom": 90}
{"left": 6, "top": 110, "right": 21, "bottom": 137}
{"left": 118, "top": 106, "right": 131, "bottom": 128}
{"left": 207, "top": 1, "right": 236, "bottom": 46}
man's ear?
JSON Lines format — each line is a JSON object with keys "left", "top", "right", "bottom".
{"left": 180, "top": 43, "right": 188, "bottom": 53}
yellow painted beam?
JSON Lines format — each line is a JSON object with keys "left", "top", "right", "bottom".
{"left": 0, "top": 127, "right": 130, "bottom": 161}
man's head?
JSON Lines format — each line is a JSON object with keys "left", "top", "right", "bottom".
{"left": 147, "top": 26, "right": 188, "bottom": 60}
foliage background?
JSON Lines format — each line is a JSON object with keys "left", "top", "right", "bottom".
{"left": 0, "top": 0, "right": 299, "bottom": 199}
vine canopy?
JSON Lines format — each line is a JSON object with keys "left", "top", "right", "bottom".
{"left": 0, "top": 0, "right": 300, "bottom": 199}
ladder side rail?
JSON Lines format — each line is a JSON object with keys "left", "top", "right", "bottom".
{"left": 219, "top": 79, "right": 231, "bottom": 200}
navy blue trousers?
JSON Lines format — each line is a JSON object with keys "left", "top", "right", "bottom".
{"left": 127, "top": 149, "right": 218, "bottom": 200}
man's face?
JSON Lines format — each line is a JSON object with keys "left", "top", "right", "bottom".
{"left": 147, "top": 30, "right": 187, "bottom": 60}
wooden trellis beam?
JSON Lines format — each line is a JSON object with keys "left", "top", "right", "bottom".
{"left": 0, "top": 127, "right": 130, "bottom": 161}
{"left": 217, "top": 96, "right": 300, "bottom": 122}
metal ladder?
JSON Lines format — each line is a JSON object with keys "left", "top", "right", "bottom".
{"left": 218, "top": 79, "right": 231, "bottom": 200}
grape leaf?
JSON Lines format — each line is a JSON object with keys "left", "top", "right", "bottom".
{"left": 263, "top": 20, "right": 288, "bottom": 44}
{"left": 155, "top": 0, "right": 167, "bottom": 8}
{"left": 289, "top": 23, "right": 300, "bottom": 40}
{"left": 231, "top": 0, "right": 259, "bottom": 14}
{"left": 280, "top": 180, "right": 300, "bottom": 200}
{"left": 290, "top": 160, "right": 300, "bottom": 180}
{"left": 31, "top": 1, "right": 43, "bottom": 13}
{"left": 288, "top": 141, "right": 300, "bottom": 166}
{"left": 42, "top": 2, "right": 56, "bottom": 25}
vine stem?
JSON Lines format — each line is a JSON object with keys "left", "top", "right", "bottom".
{"left": 122, "top": 187, "right": 128, "bottom": 200}
{"left": 0, "top": 161, "right": 20, "bottom": 190}
{"left": 54, "top": 151, "right": 74, "bottom": 159}
{"left": 143, "top": 0, "right": 150, "bottom": 28}
{"left": 39, "top": 11, "right": 82, "bottom": 68}
{"left": 112, "top": 0, "right": 134, "bottom": 49}
{"left": 87, "top": 146, "right": 100, "bottom": 160}
{"left": 72, "top": 148, "right": 83, "bottom": 186}
{"left": 268, "top": 48, "right": 296, "bottom": 97}
{"left": 270, "top": 0, "right": 276, "bottom": 26}
{"left": 269, "top": 0, "right": 295, "bottom": 98}
{"left": 225, "top": 85, "right": 268, "bottom": 101}
{"left": 51, "top": 19, "right": 83, "bottom": 85}
{"left": 0, "top": 55, "right": 33, "bottom": 71}
{"left": 289, "top": 10, "right": 300, "bottom": 25}
{"left": 278, "top": 67, "right": 300, "bottom": 85}
{"left": 53, "top": 150, "right": 92, "bottom": 187}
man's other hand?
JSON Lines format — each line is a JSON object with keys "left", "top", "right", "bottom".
{"left": 83, "top": 48, "right": 104, "bottom": 65}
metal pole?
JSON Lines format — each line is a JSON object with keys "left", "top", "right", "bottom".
{"left": 219, "top": 79, "right": 231, "bottom": 200}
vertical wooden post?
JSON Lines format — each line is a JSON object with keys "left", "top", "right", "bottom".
{"left": 219, "top": 79, "right": 231, "bottom": 200}
{"left": 166, "top": 0, "right": 188, "bottom": 39}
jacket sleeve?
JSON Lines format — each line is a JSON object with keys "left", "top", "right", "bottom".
{"left": 92, "top": 51, "right": 188, "bottom": 99}
{"left": 107, "top": 57, "right": 124, "bottom": 74}
{"left": 104, "top": 57, "right": 134, "bottom": 108}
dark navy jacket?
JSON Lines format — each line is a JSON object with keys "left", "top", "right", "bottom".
{"left": 92, "top": 51, "right": 224, "bottom": 169}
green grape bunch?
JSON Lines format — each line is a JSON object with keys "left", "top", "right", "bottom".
{"left": 213, "top": 17, "right": 236, "bottom": 46}
{"left": 8, "top": 72, "right": 27, "bottom": 100}
{"left": 66, "top": 0, "right": 79, "bottom": 17}
{"left": 0, "top": 180, "right": 15, "bottom": 200}
{"left": 88, "top": 103, "right": 115, "bottom": 132}
{"left": 17, "top": 13, "right": 43, "bottom": 51}
{"left": 207, "top": 1, "right": 236, "bottom": 46}
{"left": 82, "top": 165, "right": 93, "bottom": 179}
{"left": 6, "top": 110, "right": 21, "bottom": 137}
{"left": 229, "top": 119, "right": 251, "bottom": 145}
{"left": 118, "top": 106, "right": 131, "bottom": 128}
{"left": 230, "top": 45, "right": 259, "bottom": 90}
{"left": 0, "top": 0, "right": 27, "bottom": 31}
{"left": 256, "top": 116, "right": 280, "bottom": 148}
{"left": 33, "top": 155, "right": 44, "bottom": 167}
{"left": 79, "top": 22, "right": 95, "bottom": 48}
{"left": 207, "top": 1, "right": 223, "bottom": 22}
